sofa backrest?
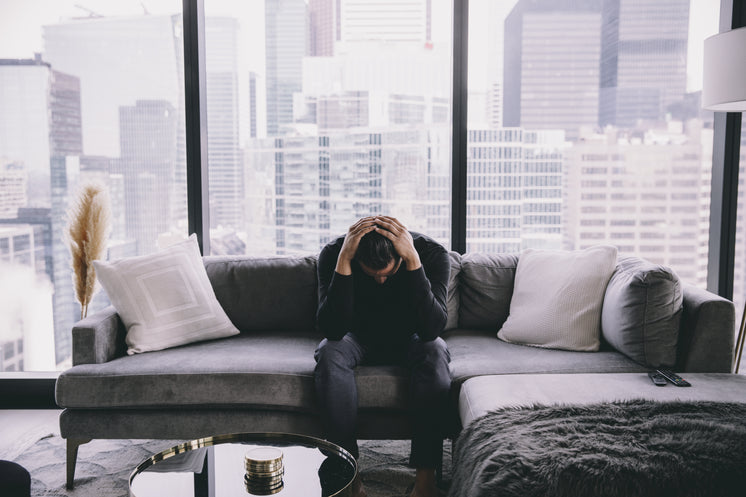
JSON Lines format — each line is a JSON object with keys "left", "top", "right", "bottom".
{"left": 202, "top": 251, "right": 520, "bottom": 333}
{"left": 458, "top": 253, "right": 519, "bottom": 330}
{"left": 204, "top": 255, "right": 319, "bottom": 333}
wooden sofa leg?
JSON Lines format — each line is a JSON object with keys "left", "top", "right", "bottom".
{"left": 66, "top": 438, "right": 91, "bottom": 489}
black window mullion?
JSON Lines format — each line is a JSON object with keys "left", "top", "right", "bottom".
{"left": 451, "top": 0, "right": 468, "bottom": 254}
{"left": 707, "top": 0, "right": 745, "bottom": 300}
{"left": 183, "top": 0, "right": 210, "bottom": 254}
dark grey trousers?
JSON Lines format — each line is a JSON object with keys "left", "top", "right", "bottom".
{"left": 314, "top": 333, "right": 452, "bottom": 469}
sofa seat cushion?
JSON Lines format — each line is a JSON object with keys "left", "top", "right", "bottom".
{"left": 458, "top": 373, "right": 746, "bottom": 427}
{"left": 55, "top": 332, "right": 410, "bottom": 411}
{"left": 444, "top": 329, "right": 646, "bottom": 386}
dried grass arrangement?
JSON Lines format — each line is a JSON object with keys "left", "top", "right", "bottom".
{"left": 65, "top": 182, "right": 111, "bottom": 319}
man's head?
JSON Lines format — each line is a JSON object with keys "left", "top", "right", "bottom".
{"left": 355, "top": 230, "right": 402, "bottom": 284}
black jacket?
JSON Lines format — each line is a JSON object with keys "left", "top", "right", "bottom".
{"left": 316, "top": 231, "right": 450, "bottom": 345}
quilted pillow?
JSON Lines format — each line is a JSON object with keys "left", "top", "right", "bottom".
{"left": 601, "top": 256, "right": 683, "bottom": 368}
{"left": 93, "top": 234, "right": 240, "bottom": 354}
{"left": 497, "top": 246, "right": 618, "bottom": 351}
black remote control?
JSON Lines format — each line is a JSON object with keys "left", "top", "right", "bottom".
{"left": 656, "top": 369, "right": 691, "bottom": 387}
{"left": 648, "top": 370, "right": 667, "bottom": 386}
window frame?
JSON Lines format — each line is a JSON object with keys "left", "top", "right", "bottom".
{"left": 0, "top": 0, "right": 742, "bottom": 408}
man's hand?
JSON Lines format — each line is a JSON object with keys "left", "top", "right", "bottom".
{"left": 373, "top": 216, "right": 422, "bottom": 271}
{"left": 336, "top": 216, "right": 377, "bottom": 275}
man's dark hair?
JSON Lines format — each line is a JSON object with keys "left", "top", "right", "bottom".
{"left": 356, "top": 231, "right": 399, "bottom": 270}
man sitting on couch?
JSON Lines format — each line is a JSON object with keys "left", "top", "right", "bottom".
{"left": 314, "top": 215, "right": 452, "bottom": 497}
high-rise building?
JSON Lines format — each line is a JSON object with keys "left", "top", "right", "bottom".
{"left": 0, "top": 57, "right": 82, "bottom": 368}
{"left": 309, "top": 0, "right": 336, "bottom": 56}
{"left": 563, "top": 122, "right": 711, "bottom": 286}
{"left": 338, "top": 0, "right": 431, "bottom": 44}
{"left": 265, "top": 0, "right": 308, "bottom": 136}
{"left": 249, "top": 72, "right": 258, "bottom": 138}
{"left": 43, "top": 15, "right": 184, "bottom": 157}
{"left": 467, "top": 128, "right": 564, "bottom": 253}
{"left": 245, "top": 127, "right": 450, "bottom": 254}
{"left": 116, "top": 100, "right": 177, "bottom": 255}
{"left": 309, "top": 0, "right": 432, "bottom": 57}
{"left": 503, "top": 0, "right": 602, "bottom": 141}
{"left": 206, "top": 17, "right": 244, "bottom": 231}
{"left": 0, "top": 58, "right": 56, "bottom": 204}
{"left": 0, "top": 162, "right": 26, "bottom": 219}
{"left": 0, "top": 224, "right": 52, "bottom": 372}
{"left": 599, "top": 0, "right": 690, "bottom": 128}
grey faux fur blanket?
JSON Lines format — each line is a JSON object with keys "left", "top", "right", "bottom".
{"left": 449, "top": 400, "right": 746, "bottom": 497}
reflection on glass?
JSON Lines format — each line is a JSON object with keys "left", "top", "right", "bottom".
{"left": 130, "top": 437, "right": 356, "bottom": 497}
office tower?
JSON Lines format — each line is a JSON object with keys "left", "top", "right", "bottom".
{"left": 249, "top": 72, "right": 258, "bottom": 138}
{"left": 487, "top": 82, "right": 503, "bottom": 129}
{"left": 43, "top": 13, "right": 189, "bottom": 239}
{"left": 0, "top": 162, "right": 26, "bottom": 218}
{"left": 0, "top": 57, "right": 82, "bottom": 368}
{"left": 0, "top": 224, "right": 55, "bottom": 371}
{"left": 245, "top": 127, "right": 450, "bottom": 254}
{"left": 206, "top": 17, "right": 244, "bottom": 231}
{"left": 0, "top": 58, "right": 56, "bottom": 204}
{"left": 266, "top": 0, "right": 308, "bottom": 136}
{"left": 309, "top": 0, "right": 335, "bottom": 56}
{"left": 599, "top": 0, "right": 690, "bottom": 128}
{"left": 116, "top": 100, "right": 177, "bottom": 255}
{"left": 43, "top": 15, "right": 183, "bottom": 157}
{"left": 563, "top": 123, "right": 711, "bottom": 286}
{"left": 309, "top": 0, "right": 432, "bottom": 57}
{"left": 338, "top": 0, "right": 430, "bottom": 44}
{"left": 467, "top": 128, "right": 564, "bottom": 253}
{"left": 503, "top": 0, "right": 602, "bottom": 141}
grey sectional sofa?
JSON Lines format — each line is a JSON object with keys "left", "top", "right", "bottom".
{"left": 55, "top": 252, "right": 736, "bottom": 488}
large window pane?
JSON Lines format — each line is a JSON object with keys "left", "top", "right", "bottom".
{"left": 467, "top": 0, "right": 719, "bottom": 287}
{"left": 0, "top": 2, "right": 186, "bottom": 371}
{"left": 204, "top": 0, "right": 453, "bottom": 256}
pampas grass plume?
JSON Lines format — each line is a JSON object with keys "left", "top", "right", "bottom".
{"left": 66, "top": 182, "right": 111, "bottom": 319}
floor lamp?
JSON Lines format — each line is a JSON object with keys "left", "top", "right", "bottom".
{"left": 702, "top": 26, "right": 746, "bottom": 373}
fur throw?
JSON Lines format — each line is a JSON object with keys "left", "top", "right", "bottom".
{"left": 449, "top": 400, "right": 746, "bottom": 497}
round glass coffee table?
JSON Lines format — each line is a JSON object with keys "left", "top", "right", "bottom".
{"left": 129, "top": 433, "right": 357, "bottom": 497}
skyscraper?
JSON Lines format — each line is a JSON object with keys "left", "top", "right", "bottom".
{"left": 206, "top": 17, "right": 244, "bottom": 232}
{"left": 563, "top": 123, "right": 710, "bottom": 286}
{"left": 265, "top": 0, "right": 308, "bottom": 136}
{"left": 503, "top": 0, "right": 602, "bottom": 141}
{"left": 599, "top": 0, "right": 690, "bottom": 128}
{"left": 467, "top": 128, "right": 564, "bottom": 253}
{"left": 0, "top": 57, "right": 82, "bottom": 368}
{"left": 116, "top": 99, "right": 177, "bottom": 255}
{"left": 43, "top": 15, "right": 184, "bottom": 157}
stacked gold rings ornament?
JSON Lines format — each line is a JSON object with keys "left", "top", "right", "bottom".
{"left": 244, "top": 447, "right": 284, "bottom": 495}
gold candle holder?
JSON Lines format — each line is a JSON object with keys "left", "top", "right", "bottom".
{"left": 244, "top": 447, "right": 284, "bottom": 495}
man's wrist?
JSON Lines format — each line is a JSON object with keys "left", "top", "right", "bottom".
{"left": 335, "top": 256, "right": 353, "bottom": 275}
{"left": 403, "top": 253, "right": 421, "bottom": 271}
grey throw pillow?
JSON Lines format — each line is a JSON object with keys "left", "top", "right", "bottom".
{"left": 445, "top": 251, "right": 461, "bottom": 331}
{"left": 601, "top": 256, "right": 683, "bottom": 368}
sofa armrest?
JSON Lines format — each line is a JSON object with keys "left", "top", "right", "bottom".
{"left": 677, "top": 284, "right": 735, "bottom": 373}
{"left": 72, "top": 306, "right": 127, "bottom": 365}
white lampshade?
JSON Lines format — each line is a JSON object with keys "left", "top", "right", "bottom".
{"left": 703, "top": 26, "right": 746, "bottom": 112}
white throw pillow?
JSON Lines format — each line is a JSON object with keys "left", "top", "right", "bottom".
{"left": 93, "top": 234, "right": 240, "bottom": 355}
{"left": 497, "top": 246, "right": 618, "bottom": 352}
